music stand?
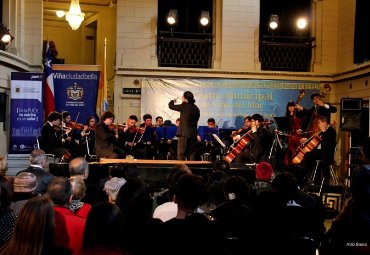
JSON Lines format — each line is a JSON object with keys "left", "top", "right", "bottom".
{"left": 198, "top": 126, "right": 219, "bottom": 142}
{"left": 273, "top": 117, "right": 290, "bottom": 132}
{"left": 141, "top": 126, "right": 156, "bottom": 142}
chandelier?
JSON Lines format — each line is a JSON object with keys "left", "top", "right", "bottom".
{"left": 65, "top": 0, "right": 85, "bottom": 30}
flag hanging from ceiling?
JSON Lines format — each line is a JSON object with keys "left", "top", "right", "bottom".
{"left": 96, "top": 38, "right": 108, "bottom": 118}
{"left": 44, "top": 41, "right": 55, "bottom": 117}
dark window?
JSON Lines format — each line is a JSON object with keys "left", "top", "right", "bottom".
{"left": 354, "top": 0, "right": 370, "bottom": 64}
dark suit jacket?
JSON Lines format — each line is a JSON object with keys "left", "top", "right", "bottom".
{"left": 95, "top": 122, "right": 117, "bottom": 157}
{"left": 320, "top": 125, "right": 336, "bottom": 165}
{"left": 40, "top": 122, "right": 62, "bottom": 153}
{"left": 168, "top": 100, "right": 200, "bottom": 138}
{"left": 249, "top": 125, "right": 270, "bottom": 163}
{"left": 17, "top": 166, "right": 54, "bottom": 194}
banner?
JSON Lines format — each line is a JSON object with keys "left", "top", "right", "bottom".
{"left": 52, "top": 65, "right": 100, "bottom": 123}
{"left": 44, "top": 41, "right": 55, "bottom": 117}
{"left": 9, "top": 72, "right": 44, "bottom": 154}
{"left": 141, "top": 79, "right": 320, "bottom": 129}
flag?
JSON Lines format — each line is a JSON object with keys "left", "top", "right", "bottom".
{"left": 44, "top": 41, "right": 55, "bottom": 117}
{"left": 96, "top": 38, "right": 108, "bottom": 117}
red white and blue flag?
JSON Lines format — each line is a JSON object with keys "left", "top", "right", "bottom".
{"left": 44, "top": 42, "right": 55, "bottom": 117}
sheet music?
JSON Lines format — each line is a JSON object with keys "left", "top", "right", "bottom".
{"left": 212, "top": 134, "right": 226, "bottom": 149}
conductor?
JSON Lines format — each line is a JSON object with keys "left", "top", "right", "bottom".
{"left": 168, "top": 91, "right": 200, "bottom": 161}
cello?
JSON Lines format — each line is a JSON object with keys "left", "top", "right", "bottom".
{"left": 291, "top": 124, "right": 331, "bottom": 164}
{"left": 224, "top": 130, "right": 253, "bottom": 163}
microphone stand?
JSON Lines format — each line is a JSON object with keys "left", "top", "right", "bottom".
{"left": 268, "top": 130, "right": 283, "bottom": 171}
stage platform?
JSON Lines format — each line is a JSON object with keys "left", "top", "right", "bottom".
{"left": 49, "top": 159, "right": 256, "bottom": 191}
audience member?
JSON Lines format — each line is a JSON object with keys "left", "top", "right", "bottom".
{"left": 255, "top": 161, "right": 274, "bottom": 195}
{"left": 16, "top": 149, "right": 53, "bottom": 194}
{"left": 103, "top": 177, "right": 127, "bottom": 203}
{"left": 0, "top": 176, "right": 16, "bottom": 248}
{"left": 10, "top": 172, "right": 39, "bottom": 215}
{"left": 153, "top": 164, "right": 192, "bottom": 221}
{"left": 81, "top": 202, "right": 129, "bottom": 255}
{"left": 0, "top": 195, "right": 71, "bottom": 255}
{"left": 47, "top": 177, "right": 86, "bottom": 255}
{"left": 69, "top": 176, "right": 92, "bottom": 218}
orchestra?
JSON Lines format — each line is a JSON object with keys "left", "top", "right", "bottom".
{"left": 38, "top": 90, "right": 338, "bottom": 187}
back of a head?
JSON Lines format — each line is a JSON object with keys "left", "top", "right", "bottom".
{"left": 255, "top": 161, "right": 274, "bottom": 181}
{"left": 69, "top": 157, "right": 89, "bottom": 178}
{"left": 224, "top": 175, "right": 251, "bottom": 202}
{"left": 183, "top": 91, "right": 195, "bottom": 104}
{"left": 174, "top": 174, "right": 206, "bottom": 211}
{"left": 271, "top": 172, "right": 299, "bottom": 202}
{"left": 70, "top": 176, "right": 86, "bottom": 200}
{"left": 47, "top": 176, "right": 72, "bottom": 206}
{"left": 213, "top": 160, "right": 230, "bottom": 172}
{"left": 116, "top": 178, "right": 153, "bottom": 223}
{"left": 83, "top": 202, "right": 124, "bottom": 250}
{"left": 30, "top": 149, "right": 47, "bottom": 165}
{"left": 104, "top": 177, "right": 127, "bottom": 203}
{"left": 6, "top": 196, "right": 54, "bottom": 255}
{"left": 13, "top": 172, "right": 38, "bottom": 194}
{"left": 0, "top": 175, "right": 12, "bottom": 211}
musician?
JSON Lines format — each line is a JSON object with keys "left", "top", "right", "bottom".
{"left": 296, "top": 92, "right": 337, "bottom": 135}
{"left": 80, "top": 116, "right": 96, "bottom": 156}
{"left": 232, "top": 116, "right": 252, "bottom": 142}
{"left": 117, "top": 114, "right": 139, "bottom": 157}
{"left": 95, "top": 111, "right": 120, "bottom": 159}
{"left": 300, "top": 116, "right": 336, "bottom": 187}
{"left": 168, "top": 91, "right": 200, "bottom": 161}
{"left": 61, "top": 111, "right": 81, "bottom": 157}
{"left": 155, "top": 116, "right": 164, "bottom": 127}
{"left": 235, "top": 114, "right": 270, "bottom": 164}
{"left": 284, "top": 101, "right": 304, "bottom": 165}
{"left": 197, "top": 117, "right": 221, "bottom": 161}
{"left": 40, "top": 111, "right": 69, "bottom": 159}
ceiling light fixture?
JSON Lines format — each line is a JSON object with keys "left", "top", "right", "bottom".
{"left": 56, "top": 10, "right": 65, "bottom": 18}
{"left": 66, "top": 0, "right": 85, "bottom": 30}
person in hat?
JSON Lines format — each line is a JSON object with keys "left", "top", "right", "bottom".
{"left": 103, "top": 177, "right": 127, "bottom": 203}
{"left": 11, "top": 172, "right": 39, "bottom": 216}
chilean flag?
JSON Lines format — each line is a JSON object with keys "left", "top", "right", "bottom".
{"left": 44, "top": 42, "right": 55, "bottom": 117}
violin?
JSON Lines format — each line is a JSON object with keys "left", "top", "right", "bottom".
{"left": 66, "top": 121, "right": 84, "bottom": 131}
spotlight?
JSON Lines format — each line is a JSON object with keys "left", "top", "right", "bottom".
{"left": 0, "top": 23, "right": 14, "bottom": 44}
{"left": 296, "top": 17, "right": 308, "bottom": 30}
{"left": 269, "top": 15, "right": 279, "bottom": 30}
{"left": 166, "top": 9, "right": 178, "bottom": 26}
{"left": 200, "top": 11, "right": 210, "bottom": 27}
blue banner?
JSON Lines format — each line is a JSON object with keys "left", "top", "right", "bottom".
{"left": 9, "top": 73, "right": 44, "bottom": 154}
{"left": 142, "top": 79, "right": 320, "bottom": 129}
{"left": 52, "top": 65, "right": 100, "bottom": 123}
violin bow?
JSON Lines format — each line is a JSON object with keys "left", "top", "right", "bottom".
{"left": 71, "top": 112, "right": 80, "bottom": 133}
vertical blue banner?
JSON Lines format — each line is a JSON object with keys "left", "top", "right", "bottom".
{"left": 9, "top": 73, "right": 44, "bottom": 154}
{"left": 52, "top": 65, "right": 100, "bottom": 123}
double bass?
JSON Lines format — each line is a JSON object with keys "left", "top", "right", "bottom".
{"left": 284, "top": 89, "right": 305, "bottom": 165}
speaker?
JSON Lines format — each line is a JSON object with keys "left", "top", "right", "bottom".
{"left": 340, "top": 98, "right": 362, "bottom": 131}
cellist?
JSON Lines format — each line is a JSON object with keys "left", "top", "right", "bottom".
{"left": 234, "top": 114, "right": 270, "bottom": 164}
{"left": 298, "top": 116, "right": 336, "bottom": 189}
{"left": 295, "top": 92, "right": 337, "bottom": 137}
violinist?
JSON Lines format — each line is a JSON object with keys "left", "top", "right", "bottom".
{"left": 155, "top": 116, "right": 164, "bottom": 127}
{"left": 61, "top": 111, "right": 81, "bottom": 157}
{"left": 95, "top": 111, "right": 120, "bottom": 159}
{"left": 295, "top": 92, "right": 337, "bottom": 136}
{"left": 40, "top": 111, "right": 69, "bottom": 160}
{"left": 298, "top": 116, "right": 336, "bottom": 189}
{"left": 117, "top": 114, "right": 139, "bottom": 156}
{"left": 235, "top": 114, "right": 270, "bottom": 164}
{"left": 137, "top": 113, "right": 157, "bottom": 159}
{"left": 80, "top": 116, "right": 96, "bottom": 156}
{"left": 284, "top": 101, "right": 304, "bottom": 165}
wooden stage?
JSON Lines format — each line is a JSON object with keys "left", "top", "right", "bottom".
{"left": 96, "top": 158, "right": 213, "bottom": 165}
{"left": 49, "top": 159, "right": 256, "bottom": 191}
